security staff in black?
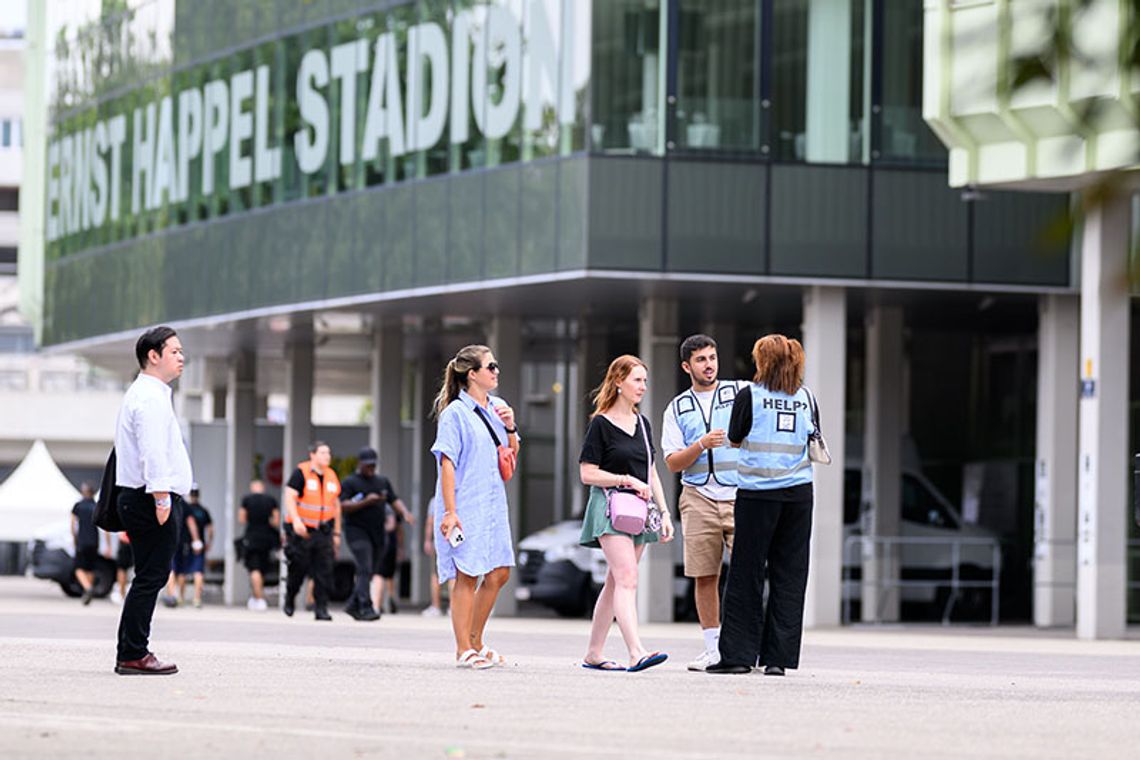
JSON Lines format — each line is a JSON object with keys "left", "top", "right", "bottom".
{"left": 282, "top": 441, "right": 341, "bottom": 621}
{"left": 340, "top": 447, "right": 407, "bottom": 621}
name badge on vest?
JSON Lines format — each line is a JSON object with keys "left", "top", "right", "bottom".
{"left": 716, "top": 384, "right": 738, "bottom": 408}
{"left": 307, "top": 478, "right": 319, "bottom": 491}
{"left": 675, "top": 396, "right": 697, "bottom": 416}
{"left": 326, "top": 481, "right": 337, "bottom": 493}
{"left": 776, "top": 412, "right": 796, "bottom": 433}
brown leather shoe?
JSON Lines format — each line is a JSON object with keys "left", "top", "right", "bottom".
{"left": 114, "top": 653, "right": 178, "bottom": 675}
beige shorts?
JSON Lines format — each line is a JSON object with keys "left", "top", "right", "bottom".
{"left": 679, "top": 486, "right": 734, "bottom": 578}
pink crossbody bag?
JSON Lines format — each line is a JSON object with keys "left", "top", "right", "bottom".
{"left": 605, "top": 414, "right": 654, "bottom": 535}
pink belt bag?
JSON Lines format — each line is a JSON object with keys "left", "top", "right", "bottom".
{"left": 606, "top": 489, "right": 649, "bottom": 535}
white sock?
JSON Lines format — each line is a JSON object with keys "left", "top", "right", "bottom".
{"left": 702, "top": 626, "right": 720, "bottom": 654}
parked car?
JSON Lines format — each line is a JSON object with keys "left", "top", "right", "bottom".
{"left": 514, "top": 520, "right": 719, "bottom": 620}
{"left": 842, "top": 464, "right": 1001, "bottom": 620}
{"left": 28, "top": 520, "right": 116, "bottom": 599}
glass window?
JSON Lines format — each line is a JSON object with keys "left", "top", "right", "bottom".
{"left": 1, "top": 119, "right": 9, "bottom": 147}
{"left": 876, "top": 1, "right": 946, "bottom": 165}
{"left": 771, "top": 0, "right": 864, "bottom": 163}
{"left": 592, "top": 0, "right": 664, "bottom": 153}
{"left": 676, "top": 0, "right": 761, "bottom": 152}
{"left": 901, "top": 475, "right": 958, "bottom": 529}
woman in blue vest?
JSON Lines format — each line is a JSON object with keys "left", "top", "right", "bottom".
{"left": 708, "top": 335, "right": 816, "bottom": 675}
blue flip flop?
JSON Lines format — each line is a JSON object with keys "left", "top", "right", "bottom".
{"left": 627, "top": 652, "right": 668, "bottom": 673}
{"left": 581, "top": 660, "right": 625, "bottom": 671}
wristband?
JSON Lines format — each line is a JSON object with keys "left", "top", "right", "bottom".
{"left": 504, "top": 426, "right": 518, "bottom": 434}
{"left": 698, "top": 439, "right": 706, "bottom": 451}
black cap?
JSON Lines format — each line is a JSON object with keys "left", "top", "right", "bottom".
{"left": 358, "top": 447, "right": 378, "bottom": 465}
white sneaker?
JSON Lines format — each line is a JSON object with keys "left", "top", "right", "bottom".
{"left": 110, "top": 588, "right": 123, "bottom": 605}
{"left": 247, "top": 598, "right": 259, "bottom": 610}
{"left": 687, "top": 649, "right": 721, "bottom": 672}
{"left": 257, "top": 598, "right": 268, "bottom": 611}
{"left": 421, "top": 605, "right": 442, "bottom": 618}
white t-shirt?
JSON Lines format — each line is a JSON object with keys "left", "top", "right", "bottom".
{"left": 663, "top": 384, "right": 737, "bottom": 502}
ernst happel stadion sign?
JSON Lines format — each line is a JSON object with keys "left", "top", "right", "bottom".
{"left": 46, "top": 2, "right": 588, "bottom": 245}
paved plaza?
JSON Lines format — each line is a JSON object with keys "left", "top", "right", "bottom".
{"left": 0, "top": 576, "right": 1138, "bottom": 759}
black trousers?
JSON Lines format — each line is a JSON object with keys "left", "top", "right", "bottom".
{"left": 284, "top": 525, "right": 334, "bottom": 613}
{"left": 345, "top": 526, "right": 385, "bottom": 612}
{"left": 116, "top": 489, "right": 181, "bottom": 661}
{"left": 718, "top": 489, "right": 813, "bottom": 669}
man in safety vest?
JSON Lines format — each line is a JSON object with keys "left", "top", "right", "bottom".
{"left": 662, "top": 334, "right": 748, "bottom": 671}
{"left": 282, "top": 441, "right": 342, "bottom": 620}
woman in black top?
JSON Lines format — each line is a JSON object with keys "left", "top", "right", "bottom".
{"left": 578, "top": 355, "right": 675, "bottom": 673}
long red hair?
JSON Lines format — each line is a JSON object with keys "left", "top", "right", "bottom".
{"left": 752, "top": 334, "right": 804, "bottom": 395}
{"left": 590, "top": 355, "right": 646, "bottom": 417}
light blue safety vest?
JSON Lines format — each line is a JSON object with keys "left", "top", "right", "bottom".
{"left": 672, "top": 381, "right": 745, "bottom": 488}
{"left": 736, "top": 384, "right": 815, "bottom": 491}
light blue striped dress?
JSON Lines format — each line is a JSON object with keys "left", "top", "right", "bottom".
{"left": 430, "top": 390, "right": 517, "bottom": 583}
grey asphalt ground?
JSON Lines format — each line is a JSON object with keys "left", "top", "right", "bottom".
{"left": 1, "top": 576, "right": 1138, "bottom": 760}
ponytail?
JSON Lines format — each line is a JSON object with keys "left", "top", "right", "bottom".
{"left": 432, "top": 345, "right": 491, "bottom": 418}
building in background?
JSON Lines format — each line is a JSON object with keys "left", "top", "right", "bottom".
{"left": 20, "top": 0, "right": 1129, "bottom": 632}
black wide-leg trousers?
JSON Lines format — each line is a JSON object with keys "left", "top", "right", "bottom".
{"left": 717, "top": 489, "right": 813, "bottom": 669}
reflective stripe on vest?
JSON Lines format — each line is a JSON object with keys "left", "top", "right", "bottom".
{"left": 674, "top": 381, "right": 743, "bottom": 488}
{"left": 736, "top": 385, "right": 814, "bottom": 491}
{"left": 295, "top": 461, "right": 341, "bottom": 528}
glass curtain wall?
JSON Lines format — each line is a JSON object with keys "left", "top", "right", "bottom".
{"left": 591, "top": 0, "right": 664, "bottom": 152}
{"left": 675, "top": 0, "right": 762, "bottom": 152}
{"left": 45, "top": 0, "right": 591, "bottom": 262}
{"left": 876, "top": 0, "right": 945, "bottom": 164}
{"left": 770, "top": 0, "right": 865, "bottom": 163}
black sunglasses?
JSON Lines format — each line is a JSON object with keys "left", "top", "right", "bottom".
{"left": 482, "top": 362, "right": 500, "bottom": 372}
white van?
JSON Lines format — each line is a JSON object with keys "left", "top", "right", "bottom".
{"left": 842, "top": 439, "right": 1001, "bottom": 621}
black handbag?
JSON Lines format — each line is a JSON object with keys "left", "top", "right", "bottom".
{"left": 94, "top": 448, "right": 126, "bottom": 532}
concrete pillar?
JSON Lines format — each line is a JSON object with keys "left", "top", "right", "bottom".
{"left": 414, "top": 348, "right": 435, "bottom": 606}
{"left": 223, "top": 349, "right": 256, "bottom": 606}
{"left": 488, "top": 315, "right": 522, "bottom": 615}
{"left": 1076, "top": 196, "right": 1131, "bottom": 640}
{"left": 369, "top": 319, "right": 404, "bottom": 469}
{"left": 1033, "top": 294, "right": 1079, "bottom": 627}
{"left": 862, "top": 305, "right": 904, "bottom": 623}
{"left": 572, "top": 320, "right": 610, "bottom": 518}
{"left": 283, "top": 324, "right": 314, "bottom": 476}
{"left": 638, "top": 296, "right": 679, "bottom": 623}
{"left": 806, "top": 0, "right": 852, "bottom": 162}
{"left": 801, "top": 286, "right": 847, "bottom": 628}
{"left": 368, "top": 319, "right": 410, "bottom": 599}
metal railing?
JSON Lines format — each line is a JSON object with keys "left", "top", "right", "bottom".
{"left": 842, "top": 535, "right": 1003, "bottom": 626}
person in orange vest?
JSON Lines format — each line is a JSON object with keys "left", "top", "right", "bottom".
{"left": 282, "top": 441, "right": 342, "bottom": 621}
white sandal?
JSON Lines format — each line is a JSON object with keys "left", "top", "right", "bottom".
{"left": 478, "top": 646, "right": 506, "bottom": 666}
{"left": 456, "top": 649, "right": 493, "bottom": 670}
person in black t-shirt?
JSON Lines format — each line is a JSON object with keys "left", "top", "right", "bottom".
{"left": 239, "top": 479, "right": 279, "bottom": 611}
{"left": 71, "top": 483, "right": 100, "bottom": 605}
{"left": 340, "top": 447, "right": 414, "bottom": 620}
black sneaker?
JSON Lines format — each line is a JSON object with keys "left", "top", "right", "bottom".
{"left": 706, "top": 661, "right": 752, "bottom": 674}
{"left": 763, "top": 665, "right": 786, "bottom": 676}
{"left": 357, "top": 608, "right": 381, "bottom": 621}
{"left": 81, "top": 589, "right": 94, "bottom": 606}
{"left": 314, "top": 609, "right": 332, "bottom": 621}
{"left": 283, "top": 597, "right": 295, "bottom": 617}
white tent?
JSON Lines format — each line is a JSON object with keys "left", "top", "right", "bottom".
{"left": 0, "top": 440, "right": 82, "bottom": 542}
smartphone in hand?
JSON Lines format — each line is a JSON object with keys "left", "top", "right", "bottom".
{"left": 446, "top": 526, "right": 465, "bottom": 548}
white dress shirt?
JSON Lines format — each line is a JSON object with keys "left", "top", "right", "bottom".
{"left": 114, "top": 373, "right": 193, "bottom": 496}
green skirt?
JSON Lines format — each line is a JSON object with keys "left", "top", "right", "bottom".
{"left": 579, "top": 486, "right": 660, "bottom": 549}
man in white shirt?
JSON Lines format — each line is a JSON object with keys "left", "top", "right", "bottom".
{"left": 662, "top": 334, "right": 748, "bottom": 671}
{"left": 113, "top": 326, "right": 193, "bottom": 675}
